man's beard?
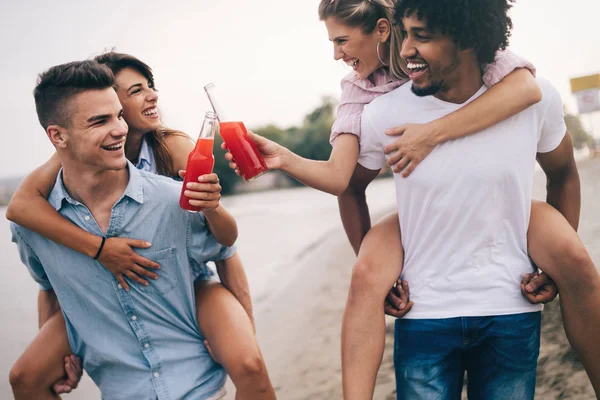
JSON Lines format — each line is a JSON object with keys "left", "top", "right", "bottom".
{"left": 411, "top": 81, "right": 443, "bottom": 97}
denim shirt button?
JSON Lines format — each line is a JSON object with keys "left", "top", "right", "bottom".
{"left": 153, "top": 372, "right": 160, "bottom": 378}
{"left": 84, "top": 216, "right": 90, "bottom": 221}
{"left": 131, "top": 315, "right": 137, "bottom": 321}
{"left": 144, "top": 343, "right": 149, "bottom": 349}
{"left": 117, "top": 284, "right": 123, "bottom": 289}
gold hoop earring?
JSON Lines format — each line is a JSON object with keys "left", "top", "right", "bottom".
{"left": 377, "top": 42, "right": 389, "bottom": 66}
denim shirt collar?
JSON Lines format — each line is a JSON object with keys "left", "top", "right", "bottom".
{"left": 48, "top": 161, "right": 145, "bottom": 211}
{"left": 136, "top": 135, "right": 155, "bottom": 173}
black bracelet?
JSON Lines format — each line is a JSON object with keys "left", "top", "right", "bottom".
{"left": 93, "top": 236, "right": 106, "bottom": 260}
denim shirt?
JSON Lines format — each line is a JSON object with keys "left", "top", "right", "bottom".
{"left": 136, "top": 135, "right": 157, "bottom": 174}
{"left": 11, "top": 162, "right": 235, "bottom": 400}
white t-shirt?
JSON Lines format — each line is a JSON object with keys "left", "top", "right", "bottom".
{"left": 359, "top": 78, "right": 566, "bottom": 319}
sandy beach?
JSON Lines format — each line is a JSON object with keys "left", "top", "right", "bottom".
{"left": 1, "top": 157, "right": 598, "bottom": 399}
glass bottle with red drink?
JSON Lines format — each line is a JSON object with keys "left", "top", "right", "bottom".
{"left": 204, "top": 83, "right": 268, "bottom": 181}
{"left": 179, "top": 111, "right": 218, "bottom": 212}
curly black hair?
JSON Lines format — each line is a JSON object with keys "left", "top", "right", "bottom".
{"left": 394, "top": 0, "right": 515, "bottom": 65}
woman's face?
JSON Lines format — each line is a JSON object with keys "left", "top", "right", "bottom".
{"left": 114, "top": 67, "right": 161, "bottom": 135}
{"left": 325, "top": 17, "right": 388, "bottom": 79}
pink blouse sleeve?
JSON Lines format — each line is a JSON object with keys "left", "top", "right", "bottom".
{"left": 482, "top": 49, "right": 537, "bottom": 87}
{"left": 330, "top": 79, "right": 366, "bottom": 145}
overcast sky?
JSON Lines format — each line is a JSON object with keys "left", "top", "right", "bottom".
{"left": 1, "top": 0, "right": 599, "bottom": 179}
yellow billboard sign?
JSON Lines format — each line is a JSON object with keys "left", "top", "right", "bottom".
{"left": 570, "top": 74, "right": 600, "bottom": 93}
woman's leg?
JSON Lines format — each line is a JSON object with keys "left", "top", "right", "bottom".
{"left": 528, "top": 199, "right": 600, "bottom": 395}
{"left": 9, "top": 312, "right": 73, "bottom": 400}
{"left": 194, "top": 280, "right": 276, "bottom": 400}
{"left": 342, "top": 212, "right": 405, "bottom": 400}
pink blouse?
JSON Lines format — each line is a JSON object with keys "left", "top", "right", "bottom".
{"left": 330, "top": 49, "right": 536, "bottom": 144}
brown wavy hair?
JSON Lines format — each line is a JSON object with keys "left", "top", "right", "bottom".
{"left": 94, "top": 51, "right": 186, "bottom": 177}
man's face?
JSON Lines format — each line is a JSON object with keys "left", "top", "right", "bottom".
{"left": 399, "top": 13, "right": 461, "bottom": 97}
{"left": 59, "top": 88, "right": 128, "bottom": 171}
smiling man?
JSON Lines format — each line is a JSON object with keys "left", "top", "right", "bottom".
{"left": 9, "top": 60, "right": 235, "bottom": 400}
{"left": 356, "top": 0, "right": 582, "bottom": 398}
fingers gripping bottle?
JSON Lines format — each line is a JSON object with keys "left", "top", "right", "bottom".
{"left": 179, "top": 111, "right": 217, "bottom": 212}
{"left": 204, "top": 83, "right": 267, "bottom": 181}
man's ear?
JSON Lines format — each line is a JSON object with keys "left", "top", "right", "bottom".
{"left": 47, "top": 125, "right": 68, "bottom": 149}
{"left": 376, "top": 18, "right": 391, "bottom": 43}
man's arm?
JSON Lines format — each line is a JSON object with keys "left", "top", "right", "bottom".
{"left": 215, "top": 253, "right": 254, "bottom": 328}
{"left": 523, "top": 132, "right": 579, "bottom": 303}
{"left": 338, "top": 164, "right": 380, "bottom": 255}
{"left": 536, "top": 132, "right": 581, "bottom": 230}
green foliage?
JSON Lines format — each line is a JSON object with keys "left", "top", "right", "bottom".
{"left": 214, "top": 96, "right": 337, "bottom": 194}
{"left": 212, "top": 133, "right": 238, "bottom": 195}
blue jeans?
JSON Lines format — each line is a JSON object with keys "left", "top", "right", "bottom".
{"left": 394, "top": 312, "right": 541, "bottom": 400}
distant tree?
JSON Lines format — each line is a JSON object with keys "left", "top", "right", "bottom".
{"left": 288, "top": 96, "right": 336, "bottom": 162}
{"left": 212, "top": 132, "right": 238, "bottom": 195}
{"left": 564, "top": 107, "right": 593, "bottom": 149}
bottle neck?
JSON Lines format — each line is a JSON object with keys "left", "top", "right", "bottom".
{"left": 198, "top": 113, "right": 218, "bottom": 140}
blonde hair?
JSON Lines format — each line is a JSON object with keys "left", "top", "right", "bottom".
{"left": 318, "top": 0, "right": 407, "bottom": 80}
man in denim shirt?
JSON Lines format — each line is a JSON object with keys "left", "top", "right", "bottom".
{"left": 11, "top": 60, "right": 235, "bottom": 400}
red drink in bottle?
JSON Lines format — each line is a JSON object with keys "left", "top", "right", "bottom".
{"left": 219, "top": 121, "right": 267, "bottom": 181}
{"left": 179, "top": 112, "right": 217, "bottom": 212}
{"left": 203, "top": 83, "right": 268, "bottom": 182}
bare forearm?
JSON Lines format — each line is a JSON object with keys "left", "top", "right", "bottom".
{"left": 338, "top": 187, "right": 371, "bottom": 255}
{"left": 38, "top": 290, "right": 61, "bottom": 329}
{"left": 7, "top": 156, "right": 102, "bottom": 258}
{"left": 546, "top": 171, "right": 581, "bottom": 231}
{"left": 337, "top": 164, "right": 380, "bottom": 254}
{"left": 537, "top": 134, "right": 581, "bottom": 231}
{"left": 282, "top": 153, "right": 353, "bottom": 195}
{"left": 431, "top": 69, "right": 541, "bottom": 144}
{"left": 204, "top": 206, "right": 238, "bottom": 247}
{"left": 279, "top": 134, "right": 359, "bottom": 196}
{"left": 215, "top": 253, "right": 254, "bottom": 324}
{"left": 9, "top": 198, "right": 102, "bottom": 257}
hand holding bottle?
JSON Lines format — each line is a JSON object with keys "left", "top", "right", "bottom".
{"left": 179, "top": 112, "right": 218, "bottom": 212}
{"left": 221, "top": 131, "right": 285, "bottom": 175}
{"left": 178, "top": 171, "right": 223, "bottom": 211}
{"left": 204, "top": 83, "right": 268, "bottom": 181}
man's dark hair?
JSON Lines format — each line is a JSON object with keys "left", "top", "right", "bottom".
{"left": 34, "top": 60, "right": 114, "bottom": 129}
{"left": 394, "top": 0, "right": 515, "bottom": 65}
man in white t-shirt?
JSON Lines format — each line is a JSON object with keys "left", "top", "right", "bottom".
{"left": 354, "top": 1, "right": 581, "bottom": 398}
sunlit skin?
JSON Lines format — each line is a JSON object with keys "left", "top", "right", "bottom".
{"left": 400, "top": 12, "right": 483, "bottom": 102}
{"left": 113, "top": 68, "right": 161, "bottom": 136}
{"left": 49, "top": 88, "right": 129, "bottom": 173}
{"left": 325, "top": 17, "right": 390, "bottom": 80}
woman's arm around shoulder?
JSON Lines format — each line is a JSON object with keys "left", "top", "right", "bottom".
{"left": 384, "top": 68, "right": 541, "bottom": 177}
{"left": 7, "top": 153, "right": 160, "bottom": 291}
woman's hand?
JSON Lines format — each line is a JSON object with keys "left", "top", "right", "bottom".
{"left": 179, "top": 171, "right": 223, "bottom": 212}
{"left": 384, "top": 123, "right": 440, "bottom": 177}
{"left": 51, "top": 355, "right": 83, "bottom": 395}
{"left": 221, "top": 131, "right": 285, "bottom": 175}
{"left": 97, "top": 237, "right": 160, "bottom": 291}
